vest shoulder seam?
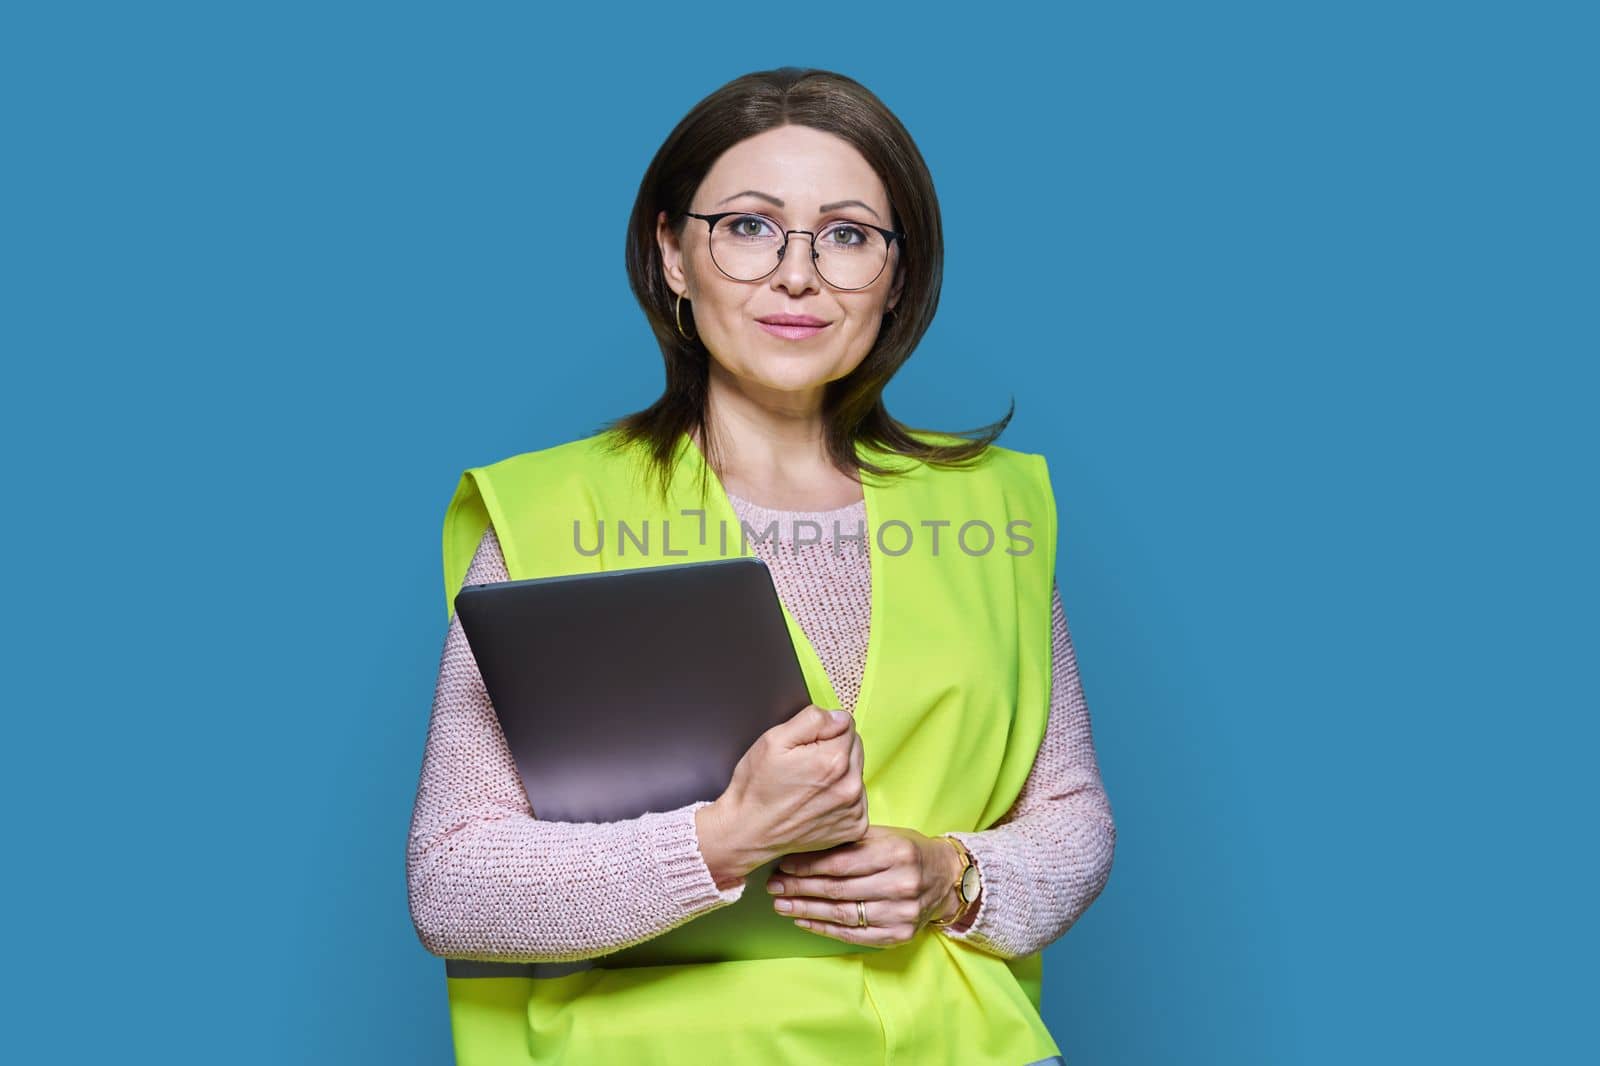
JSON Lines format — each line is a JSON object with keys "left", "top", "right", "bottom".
{"left": 468, "top": 432, "right": 615, "bottom": 480}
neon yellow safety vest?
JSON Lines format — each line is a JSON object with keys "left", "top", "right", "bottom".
{"left": 437, "top": 427, "right": 1061, "bottom": 1065}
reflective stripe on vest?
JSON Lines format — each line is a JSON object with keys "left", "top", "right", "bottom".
{"left": 436, "top": 428, "right": 1060, "bottom": 1065}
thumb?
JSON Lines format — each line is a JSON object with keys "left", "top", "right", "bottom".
{"left": 783, "top": 703, "right": 852, "bottom": 747}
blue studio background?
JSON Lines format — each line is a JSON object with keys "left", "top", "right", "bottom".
{"left": 4, "top": 2, "right": 1593, "bottom": 1063}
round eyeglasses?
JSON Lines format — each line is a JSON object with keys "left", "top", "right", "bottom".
{"left": 679, "top": 210, "right": 905, "bottom": 291}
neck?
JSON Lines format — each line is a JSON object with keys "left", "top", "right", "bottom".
{"left": 694, "top": 388, "right": 862, "bottom": 512}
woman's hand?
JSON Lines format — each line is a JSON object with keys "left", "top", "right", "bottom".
{"left": 764, "top": 825, "right": 964, "bottom": 947}
{"left": 698, "top": 704, "right": 869, "bottom": 888}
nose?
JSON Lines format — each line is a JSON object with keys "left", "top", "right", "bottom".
{"left": 771, "top": 230, "right": 822, "bottom": 293}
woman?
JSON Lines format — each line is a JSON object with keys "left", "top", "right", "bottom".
{"left": 407, "top": 67, "right": 1116, "bottom": 1064}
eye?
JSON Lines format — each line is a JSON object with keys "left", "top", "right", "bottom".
{"left": 727, "top": 213, "right": 777, "bottom": 238}
{"left": 821, "top": 222, "right": 869, "bottom": 247}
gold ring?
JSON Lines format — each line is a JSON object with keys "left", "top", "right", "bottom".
{"left": 856, "top": 900, "right": 869, "bottom": 928}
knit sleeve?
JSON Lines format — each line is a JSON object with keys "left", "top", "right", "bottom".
{"left": 405, "top": 524, "right": 745, "bottom": 963}
{"left": 937, "top": 581, "right": 1117, "bottom": 958}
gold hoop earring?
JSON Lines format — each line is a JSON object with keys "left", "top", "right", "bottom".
{"left": 675, "top": 292, "right": 697, "bottom": 341}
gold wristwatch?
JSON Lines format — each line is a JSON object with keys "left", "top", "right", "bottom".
{"left": 928, "top": 835, "right": 981, "bottom": 927}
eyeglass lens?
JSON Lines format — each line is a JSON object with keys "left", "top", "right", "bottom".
{"left": 708, "top": 213, "right": 890, "bottom": 290}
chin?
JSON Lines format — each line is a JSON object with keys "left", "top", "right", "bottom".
{"left": 742, "top": 356, "right": 842, "bottom": 392}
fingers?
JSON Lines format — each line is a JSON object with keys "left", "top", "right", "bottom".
{"left": 817, "top": 719, "right": 863, "bottom": 784}
{"left": 784, "top": 703, "right": 853, "bottom": 747}
{"left": 767, "top": 866, "right": 916, "bottom": 904}
{"left": 777, "top": 826, "right": 893, "bottom": 879}
{"left": 776, "top": 845, "right": 883, "bottom": 881}
{"left": 780, "top": 894, "right": 921, "bottom": 928}
{"left": 785, "top": 893, "right": 925, "bottom": 948}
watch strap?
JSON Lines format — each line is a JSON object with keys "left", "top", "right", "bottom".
{"left": 928, "top": 835, "right": 977, "bottom": 927}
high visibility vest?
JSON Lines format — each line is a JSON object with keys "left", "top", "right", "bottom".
{"left": 436, "top": 426, "right": 1061, "bottom": 1064}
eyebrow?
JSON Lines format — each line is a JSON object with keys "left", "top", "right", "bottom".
{"left": 715, "top": 189, "right": 883, "bottom": 223}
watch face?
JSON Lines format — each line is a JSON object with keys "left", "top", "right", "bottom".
{"left": 959, "top": 863, "right": 981, "bottom": 903}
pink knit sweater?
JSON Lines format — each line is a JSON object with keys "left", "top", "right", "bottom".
{"left": 406, "top": 493, "right": 1116, "bottom": 963}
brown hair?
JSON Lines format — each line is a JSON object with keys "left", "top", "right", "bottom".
{"left": 598, "top": 65, "right": 1014, "bottom": 504}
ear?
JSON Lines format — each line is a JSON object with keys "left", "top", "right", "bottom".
{"left": 886, "top": 256, "right": 905, "bottom": 314}
{"left": 657, "top": 210, "right": 688, "bottom": 297}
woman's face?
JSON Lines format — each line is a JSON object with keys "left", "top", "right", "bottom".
{"left": 657, "top": 124, "right": 904, "bottom": 414}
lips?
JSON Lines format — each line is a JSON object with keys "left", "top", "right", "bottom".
{"left": 758, "top": 320, "right": 829, "bottom": 340}
{"left": 756, "top": 313, "right": 830, "bottom": 341}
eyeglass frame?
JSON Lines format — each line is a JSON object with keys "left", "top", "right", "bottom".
{"left": 677, "top": 209, "right": 906, "bottom": 291}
